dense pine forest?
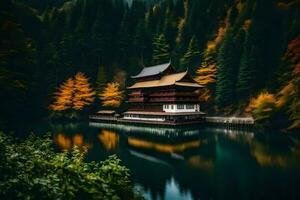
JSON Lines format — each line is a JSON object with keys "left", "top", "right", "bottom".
{"left": 0, "top": 0, "right": 299, "bottom": 130}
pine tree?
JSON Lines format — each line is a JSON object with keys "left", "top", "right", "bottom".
{"left": 95, "top": 66, "right": 107, "bottom": 93}
{"left": 91, "top": 13, "right": 110, "bottom": 64}
{"left": 117, "top": 11, "right": 131, "bottom": 64}
{"left": 163, "top": 7, "right": 177, "bottom": 49}
{"left": 152, "top": 34, "right": 170, "bottom": 64}
{"left": 134, "top": 18, "right": 147, "bottom": 59}
{"left": 49, "top": 78, "right": 74, "bottom": 111}
{"left": 180, "top": 35, "right": 200, "bottom": 71}
{"left": 73, "top": 72, "right": 96, "bottom": 110}
{"left": 215, "top": 32, "right": 236, "bottom": 107}
{"left": 99, "top": 82, "right": 124, "bottom": 107}
{"left": 236, "top": 32, "right": 256, "bottom": 98}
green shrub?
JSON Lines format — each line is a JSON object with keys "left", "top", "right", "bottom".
{"left": 0, "top": 132, "right": 143, "bottom": 200}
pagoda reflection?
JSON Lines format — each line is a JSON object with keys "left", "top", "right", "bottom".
{"left": 127, "top": 137, "right": 201, "bottom": 153}
{"left": 89, "top": 122, "right": 217, "bottom": 200}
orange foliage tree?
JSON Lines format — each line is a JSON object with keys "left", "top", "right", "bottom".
{"left": 49, "top": 72, "right": 95, "bottom": 112}
{"left": 194, "top": 64, "right": 216, "bottom": 101}
{"left": 279, "top": 36, "right": 300, "bottom": 129}
{"left": 246, "top": 92, "right": 277, "bottom": 123}
{"left": 99, "top": 82, "right": 124, "bottom": 107}
{"left": 194, "top": 9, "right": 230, "bottom": 102}
{"left": 73, "top": 72, "right": 96, "bottom": 110}
{"left": 49, "top": 78, "right": 74, "bottom": 111}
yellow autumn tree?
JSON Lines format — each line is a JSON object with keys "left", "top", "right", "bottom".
{"left": 49, "top": 72, "right": 95, "bottom": 112}
{"left": 193, "top": 9, "right": 230, "bottom": 102}
{"left": 278, "top": 36, "right": 300, "bottom": 130}
{"left": 49, "top": 78, "right": 74, "bottom": 111}
{"left": 73, "top": 72, "right": 96, "bottom": 110}
{"left": 195, "top": 65, "right": 216, "bottom": 86}
{"left": 276, "top": 82, "right": 295, "bottom": 108}
{"left": 99, "top": 82, "right": 123, "bottom": 107}
{"left": 246, "top": 92, "right": 277, "bottom": 123}
{"left": 194, "top": 65, "right": 216, "bottom": 101}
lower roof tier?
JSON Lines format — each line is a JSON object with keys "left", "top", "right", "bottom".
{"left": 127, "top": 71, "right": 203, "bottom": 89}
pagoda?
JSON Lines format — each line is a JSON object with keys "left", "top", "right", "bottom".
{"left": 122, "top": 61, "right": 205, "bottom": 125}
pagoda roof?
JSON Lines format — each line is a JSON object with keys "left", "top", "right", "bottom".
{"left": 127, "top": 71, "right": 203, "bottom": 89}
{"left": 131, "top": 62, "right": 171, "bottom": 78}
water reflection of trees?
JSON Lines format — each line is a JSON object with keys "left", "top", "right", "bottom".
{"left": 122, "top": 131, "right": 216, "bottom": 200}
{"left": 51, "top": 123, "right": 93, "bottom": 151}
{"left": 98, "top": 129, "right": 119, "bottom": 151}
{"left": 127, "top": 137, "right": 202, "bottom": 153}
{"left": 250, "top": 136, "right": 300, "bottom": 168}
{"left": 213, "top": 128, "right": 300, "bottom": 168}
{"left": 54, "top": 133, "right": 92, "bottom": 151}
{"left": 87, "top": 123, "right": 300, "bottom": 200}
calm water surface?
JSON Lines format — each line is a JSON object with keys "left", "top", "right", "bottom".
{"left": 30, "top": 122, "right": 300, "bottom": 200}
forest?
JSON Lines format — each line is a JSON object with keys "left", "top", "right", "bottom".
{"left": 0, "top": 0, "right": 299, "bottom": 131}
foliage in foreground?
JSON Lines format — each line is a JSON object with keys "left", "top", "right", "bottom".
{"left": 0, "top": 132, "right": 143, "bottom": 200}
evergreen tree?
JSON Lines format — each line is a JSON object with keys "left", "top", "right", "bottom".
{"left": 215, "top": 32, "right": 236, "bottom": 107}
{"left": 163, "top": 7, "right": 177, "bottom": 49}
{"left": 133, "top": 19, "right": 147, "bottom": 60}
{"left": 116, "top": 11, "right": 131, "bottom": 64}
{"left": 91, "top": 11, "right": 110, "bottom": 65}
{"left": 95, "top": 66, "right": 107, "bottom": 93}
{"left": 73, "top": 72, "right": 96, "bottom": 110}
{"left": 152, "top": 34, "right": 170, "bottom": 64}
{"left": 180, "top": 35, "right": 200, "bottom": 71}
{"left": 236, "top": 31, "right": 256, "bottom": 98}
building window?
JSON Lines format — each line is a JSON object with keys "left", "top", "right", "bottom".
{"left": 171, "top": 105, "right": 174, "bottom": 110}
{"left": 177, "top": 104, "right": 184, "bottom": 109}
{"left": 186, "top": 104, "right": 194, "bottom": 109}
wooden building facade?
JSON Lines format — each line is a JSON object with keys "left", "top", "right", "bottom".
{"left": 123, "top": 62, "right": 205, "bottom": 124}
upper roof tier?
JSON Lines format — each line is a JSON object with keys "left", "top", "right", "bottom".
{"left": 127, "top": 71, "right": 203, "bottom": 89}
{"left": 131, "top": 62, "right": 171, "bottom": 78}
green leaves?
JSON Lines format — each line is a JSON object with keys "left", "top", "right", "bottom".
{"left": 0, "top": 132, "right": 142, "bottom": 200}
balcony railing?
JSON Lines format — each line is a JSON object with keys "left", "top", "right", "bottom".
{"left": 128, "top": 97, "right": 147, "bottom": 102}
{"left": 148, "top": 97, "right": 199, "bottom": 102}
{"left": 149, "top": 91, "right": 197, "bottom": 97}
{"left": 129, "top": 96, "right": 199, "bottom": 103}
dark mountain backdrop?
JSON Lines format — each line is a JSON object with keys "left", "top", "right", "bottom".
{"left": 0, "top": 0, "right": 299, "bottom": 130}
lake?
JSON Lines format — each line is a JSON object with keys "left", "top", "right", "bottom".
{"left": 29, "top": 121, "right": 300, "bottom": 200}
